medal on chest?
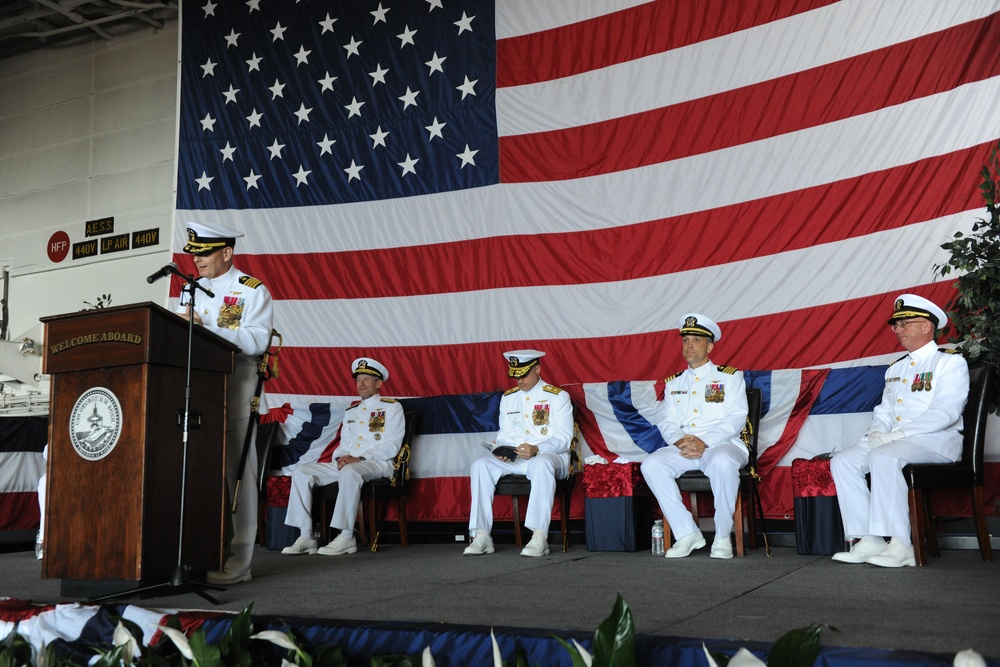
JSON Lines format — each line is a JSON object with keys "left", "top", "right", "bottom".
{"left": 532, "top": 404, "right": 550, "bottom": 427}
{"left": 217, "top": 295, "right": 245, "bottom": 330}
{"left": 369, "top": 410, "right": 386, "bottom": 434}
{"left": 705, "top": 382, "right": 726, "bottom": 403}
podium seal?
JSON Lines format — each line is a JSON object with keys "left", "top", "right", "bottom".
{"left": 69, "top": 387, "right": 123, "bottom": 461}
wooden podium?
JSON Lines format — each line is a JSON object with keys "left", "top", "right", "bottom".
{"left": 40, "top": 302, "right": 239, "bottom": 596}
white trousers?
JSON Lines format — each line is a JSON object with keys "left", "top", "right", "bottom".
{"left": 640, "top": 442, "right": 748, "bottom": 540}
{"left": 830, "top": 437, "right": 955, "bottom": 540}
{"left": 284, "top": 459, "right": 394, "bottom": 535}
{"left": 222, "top": 413, "right": 258, "bottom": 576}
{"left": 468, "top": 453, "right": 568, "bottom": 535}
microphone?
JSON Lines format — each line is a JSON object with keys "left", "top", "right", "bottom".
{"left": 146, "top": 262, "right": 179, "bottom": 284}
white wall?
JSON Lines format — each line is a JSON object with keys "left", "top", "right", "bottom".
{"left": 0, "top": 22, "right": 180, "bottom": 343}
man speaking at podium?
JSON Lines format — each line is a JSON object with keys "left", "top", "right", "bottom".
{"left": 177, "top": 221, "right": 274, "bottom": 585}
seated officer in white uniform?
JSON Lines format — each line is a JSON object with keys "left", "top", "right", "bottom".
{"left": 830, "top": 294, "right": 969, "bottom": 568}
{"left": 640, "top": 314, "right": 748, "bottom": 559}
{"left": 464, "top": 350, "right": 574, "bottom": 558}
{"left": 282, "top": 358, "right": 404, "bottom": 556}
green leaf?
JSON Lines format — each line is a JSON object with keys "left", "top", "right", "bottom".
{"left": 552, "top": 636, "right": 591, "bottom": 667}
{"left": 590, "top": 594, "right": 636, "bottom": 667}
{"left": 767, "top": 625, "right": 833, "bottom": 667}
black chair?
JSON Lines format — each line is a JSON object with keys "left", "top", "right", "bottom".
{"left": 662, "top": 388, "right": 764, "bottom": 557}
{"left": 316, "top": 411, "right": 416, "bottom": 551}
{"left": 254, "top": 420, "right": 281, "bottom": 546}
{"left": 493, "top": 426, "right": 581, "bottom": 553}
{"left": 903, "top": 362, "right": 995, "bottom": 566}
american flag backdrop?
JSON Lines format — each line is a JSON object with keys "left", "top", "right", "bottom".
{"left": 173, "top": 0, "right": 1000, "bottom": 403}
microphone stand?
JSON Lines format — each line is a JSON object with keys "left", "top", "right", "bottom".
{"left": 92, "top": 271, "right": 223, "bottom": 604}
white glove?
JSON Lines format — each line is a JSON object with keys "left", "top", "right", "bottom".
{"left": 868, "top": 430, "right": 904, "bottom": 448}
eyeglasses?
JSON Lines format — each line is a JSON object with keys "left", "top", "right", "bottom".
{"left": 889, "top": 319, "right": 923, "bottom": 330}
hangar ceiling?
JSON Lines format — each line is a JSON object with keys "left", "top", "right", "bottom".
{"left": 0, "top": 0, "right": 177, "bottom": 62}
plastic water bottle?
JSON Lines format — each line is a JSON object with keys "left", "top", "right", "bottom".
{"left": 651, "top": 520, "right": 664, "bottom": 556}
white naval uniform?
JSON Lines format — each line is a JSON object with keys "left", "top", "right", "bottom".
{"left": 640, "top": 361, "right": 748, "bottom": 541}
{"left": 177, "top": 264, "right": 273, "bottom": 577}
{"left": 831, "top": 341, "right": 969, "bottom": 540}
{"left": 285, "top": 395, "right": 404, "bottom": 535}
{"left": 468, "top": 378, "right": 573, "bottom": 535}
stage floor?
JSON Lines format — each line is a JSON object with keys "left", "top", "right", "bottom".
{"left": 1, "top": 539, "right": 998, "bottom": 661}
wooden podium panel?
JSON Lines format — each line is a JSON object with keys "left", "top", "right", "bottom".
{"left": 40, "top": 302, "right": 238, "bottom": 585}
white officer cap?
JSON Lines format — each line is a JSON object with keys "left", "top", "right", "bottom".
{"left": 183, "top": 221, "right": 245, "bottom": 256}
{"left": 504, "top": 349, "right": 545, "bottom": 378}
{"left": 888, "top": 294, "right": 947, "bottom": 329}
{"left": 679, "top": 313, "right": 722, "bottom": 342}
{"left": 352, "top": 357, "right": 388, "bottom": 382}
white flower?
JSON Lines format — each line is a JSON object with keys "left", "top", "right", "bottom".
{"left": 571, "top": 639, "right": 593, "bottom": 666}
{"left": 955, "top": 649, "right": 986, "bottom": 667}
{"left": 703, "top": 644, "right": 766, "bottom": 667}
{"left": 157, "top": 626, "right": 194, "bottom": 661}
{"left": 251, "top": 630, "right": 300, "bottom": 653}
{"left": 113, "top": 622, "right": 142, "bottom": 663}
{"left": 491, "top": 629, "right": 502, "bottom": 666}
{"left": 421, "top": 645, "right": 436, "bottom": 666}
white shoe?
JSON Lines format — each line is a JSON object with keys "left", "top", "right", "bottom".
{"left": 281, "top": 536, "right": 319, "bottom": 555}
{"left": 831, "top": 537, "right": 886, "bottom": 564}
{"left": 665, "top": 529, "right": 706, "bottom": 558}
{"left": 318, "top": 532, "right": 357, "bottom": 556}
{"left": 866, "top": 538, "right": 916, "bottom": 568}
{"left": 206, "top": 567, "right": 251, "bottom": 585}
{"left": 520, "top": 533, "right": 550, "bottom": 557}
{"left": 463, "top": 532, "right": 495, "bottom": 556}
{"left": 710, "top": 537, "right": 733, "bottom": 559}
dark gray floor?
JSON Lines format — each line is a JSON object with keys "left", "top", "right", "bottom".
{"left": 2, "top": 539, "right": 998, "bottom": 660}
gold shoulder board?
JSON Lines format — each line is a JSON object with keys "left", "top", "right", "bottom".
{"left": 718, "top": 365, "right": 739, "bottom": 375}
{"left": 543, "top": 384, "right": 563, "bottom": 394}
{"left": 665, "top": 371, "right": 683, "bottom": 382}
{"left": 503, "top": 387, "right": 520, "bottom": 396}
{"left": 938, "top": 348, "right": 961, "bottom": 355}
{"left": 380, "top": 397, "right": 398, "bottom": 403}
{"left": 349, "top": 400, "right": 362, "bottom": 408}
{"left": 238, "top": 275, "right": 263, "bottom": 289}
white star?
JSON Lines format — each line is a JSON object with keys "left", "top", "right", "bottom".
{"left": 246, "top": 0, "right": 260, "bottom": 12}
{"left": 370, "top": 3, "right": 390, "bottom": 24}
{"left": 219, "top": 142, "right": 237, "bottom": 162}
{"left": 425, "top": 52, "right": 446, "bottom": 75}
{"left": 397, "top": 25, "right": 417, "bottom": 48}
{"left": 344, "top": 96, "right": 365, "bottom": 118}
{"left": 246, "top": 108, "right": 263, "bottom": 129}
{"left": 202, "top": 1, "right": 216, "bottom": 17}
{"left": 195, "top": 171, "right": 214, "bottom": 191}
{"left": 370, "top": 126, "right": 389, "bottom": 148}
{"left": 294, "top": 45, "right": 311, "bottom": 66}
{"left": 425, "top": 116, "right": 446, "bottom": 140}
{"left": 270, "top": 22, "right": 287, "bottom": 41}
{"left": 268, "top": 139, "right": 286, "bottom": 160}
{"left": 398, "top": 154, "right": 419, "bottom": 176}
{"left": 224, "top": 29, "right": 240, "bottom": 47}
{"left": 344, "top": 159, "right": 364, "bottom": 182}
{"left": 368, "top": 63, "right": 389, "bottom": 86}
{"left": 343, "top": 36, "right": 362, "bottom": 58}
{"left": 244, "top": 169, "right": 262, "bottom": 189}
{"left": 294, "top": 103, "right": 313, "bottom": 125}
{"left": 318, "top": 71, "right": 338, "bottom": 93}
{"left": 319, "top": 13, "right": 337, "bottom": 34}
{"left": 293, "top": 166, "right": 312, "bottom": 186}
{"left": 456, "top": 75, "right": 477, "bottom": 99}
{"left": 317, "top": 134, "right": 336, "bottom": 155}
{"left": 455, "top": 144, "right": 479, "bottom": 169}
{"left": 454, "top": 11, "right": 475, "bottom": 34}
{"left": 398, "top": 86, "right": 420, "bottom": 110}
{"left": 269, "top": 79, "right": 286, "bottom": 99}
{"left": 200, "top": 113, "right": 216, "bottom": 132}
{"left": 456, "top": 144, "right": 478, "bottom": 168}
{"left": 246, "top": 53, "right": 262, "bottom": 72}
{"left": 426, "top": 0, "right": 442, "bottom": 11}
{"left": 201, "top": 58, "right": 217, "bottom": 77}
{"left": 223, "top": 84, "right": 239, "bottom": 104}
